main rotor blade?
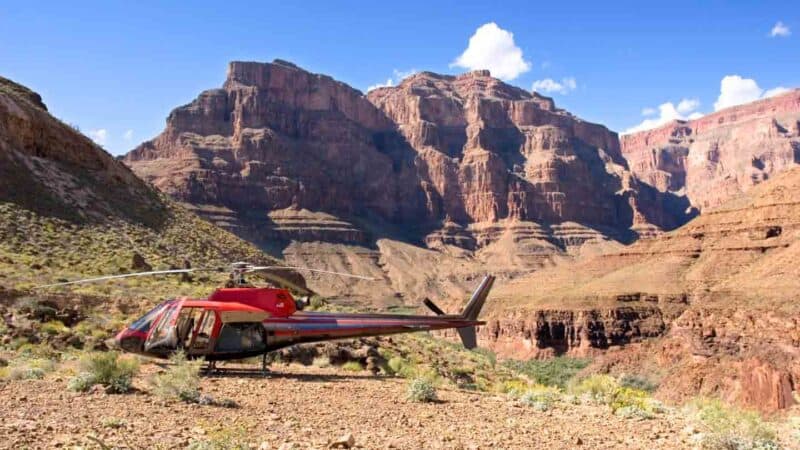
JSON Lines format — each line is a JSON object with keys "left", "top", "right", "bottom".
{"left": 35, "top": 269, "right": 196, "bottom": 288}
{"left": 246, "top": 265, "right": 377, "bottom": 281}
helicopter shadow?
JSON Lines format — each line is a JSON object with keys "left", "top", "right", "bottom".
{"left": 198, "top": 367, "right": 382, "bottom": 383}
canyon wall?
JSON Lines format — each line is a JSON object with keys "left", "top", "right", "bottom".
{"left": 125, "top": 61, "right": 692, "bottom": 251}
{"left": 621, "top": 89, "right": 800, "bottom": 211}
{"left": 482, "top": 166, "right": 800, "bottom": 411}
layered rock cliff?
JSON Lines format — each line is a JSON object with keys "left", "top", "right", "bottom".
{"left": 621, "top": 89, "right": 800, "bottom": 211}
{"left": 484, "top": 166, "right": 800, "bottom": 411}
{"left": 124, "top": 61, "right": 695, "bottom": 300}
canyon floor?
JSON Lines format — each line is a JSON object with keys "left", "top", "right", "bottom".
{"left": 1, "top": 362, "right": 699, "bottom": 450}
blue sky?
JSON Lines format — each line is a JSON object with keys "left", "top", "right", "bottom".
{"left": 1, "top": 0, "right": 798, "bottom": 154}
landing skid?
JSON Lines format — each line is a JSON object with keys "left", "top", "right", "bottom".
{"left": 200, "top": 355, "right": 271, "bottom": 377}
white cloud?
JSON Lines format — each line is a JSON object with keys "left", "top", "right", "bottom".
{"left": 122, "top": 129, "right": 134, "bottom": 141}
{"left": 625, "top": 75, "right": 793, "bottom": 134}
{"left": 366, "top": 68, "right": 418, "bottom": 92}
{"left": 623, "top": 99, "right": 703, "bottom": 134}
{"left": 714, "top": 75, "right": 789, "bottom": 111}
{"left": 770, "top": 21, "right": 791, "bottom": 37}
{"left": 531, "top": 77, "right": 577, "bottom": 95}
{"left": 88, "top": 129, "right": 108, "bottom": 146}
{"left": 676, "top": 98, "right": 700, "bottom": 115}
{"left": 764, "top": 86, "right": 790, "bottom": 98}
{"left": 451, "top": 22, "right": 531, "bottom": 81}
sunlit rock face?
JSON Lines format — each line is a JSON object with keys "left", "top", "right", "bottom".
{"left": 125, "top": 60, "right": 691, "bottom": 250}
{"left": 621, "top": 89, "right": 800, "bottom": 212}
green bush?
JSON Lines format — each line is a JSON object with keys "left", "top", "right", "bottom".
{"left": 570, "top": 374, "right": 619, "bottom": 403}
{"left": 386, "top": 356, "right": 416, "bottom": 378}
{"left": 688, "top": 399, "right": 778, "bottom": 449}
{"left": 69, "top": 352, "right": 139, "bottom": 394}
{"left": 406, "top": 377, "right": 437, "bottom": 403}
{"left": 504, "top": 357, "right": 590, "bottom": 389}
{"left": 619, "top": 374, "right": 658, "bottom": 393}
{"left": 520, "top": 385, "right": 561, "bottom": 412}
{"left": 149, "top": 351, "right": 203, "bottom": 402}
{"left": 341, "top": 361, "right": 364, "bottom": 372}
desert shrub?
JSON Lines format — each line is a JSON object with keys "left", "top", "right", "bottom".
{"left": 504, "top": 357, "right": 590, "bottom": 389}
{"left": 149, "top": 351, "right": 202, "bottom": 402}
{"left": 341, "top": 361, "right": 364, "bottom": 372}
{"left": 471, "top": 347, "right": 497, "bottom": 368}
{"left": 187, "top": 425, "right": 250, "bottom": 450}
{"left": 570, "top": 374, "right": 619, "bottom": 403}
{"left": 520, "top": 385, "right": 561, "bottom": 412}
{"left": 311, "top": 356, "right": 331, "bottom": 368}
{"left": 688, "top": 398, "right": 778, "bottom": 450}
{"left": 406, "top": 377, "right": 437, "bottom": 403}
{"left": 2, "top": 357, "right": 56, "bottom": 380}
{"left": 101, "top": 417, "right": 127, "bottom": 429}
{"left": 386, "top": 356, "right": 416, "bottom": 378}
{"left": 619, "top": 374, "right": 658, "bottom": 393}
{"left": 496, "top": 379, "right": 531, "bottom": 396}
{"left": 40, "top": 320, "right": 69, "bottom": 336}
{"left": 69, "top": 352, "right": 139, "bottom": 394}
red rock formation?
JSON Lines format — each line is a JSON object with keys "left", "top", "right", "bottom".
{"left": 368, "top": 70, "right": 687, "bottom": 230}
{"left": 484, "top": 166, "right": 800, "bottom": 411}
{"left": 0, "top": 76, "right": 165, "bottom": 225}
{"left": 126, "top": 61, "right": 691, "bottom": 252}
{"left": 621, "top": 89, "right": 800, "bottom": 211}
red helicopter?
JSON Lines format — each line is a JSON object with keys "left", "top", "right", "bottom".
{"left": 41, "top": 263, "right": 494, "bottom": 369}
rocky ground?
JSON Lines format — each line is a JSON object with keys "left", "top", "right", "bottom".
{"left": 0, "top": 362, "right": 697, "bottom": 450}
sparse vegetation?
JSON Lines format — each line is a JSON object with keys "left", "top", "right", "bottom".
{"left": 341, "top": 361, "right": 364, "bottom": 372}
{"left": 520, "top": 385, "right": 561, "bottom": 412}
{"left": 187, "top": 424, "right": 251, "bottom": 450}
{"left": 503, "top": 356, "right": 590, "bottom": 389}
{"left": 619, "top": 374, "right": 658, "bottom": 393}
{"left": 149, "top": 351, "right": 203, "bottom": 402}
{"left": 687, "top": 399, "right": 778, "bottom": 450}
{"left": 406, "top": 376, "right": 438, "bottom": 403}
{"left": 68, "top": 351, "right": 139, "bottom": 393}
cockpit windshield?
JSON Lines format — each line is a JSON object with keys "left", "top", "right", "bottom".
{"left": 130, "top": 300, "right": 174, "bottom": 332}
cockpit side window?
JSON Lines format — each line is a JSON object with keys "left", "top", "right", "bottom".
{"left": 130, "top": 300, "right": 174, "bottom": 332}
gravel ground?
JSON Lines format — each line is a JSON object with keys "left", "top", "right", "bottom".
{"left": 0, "top": 363, "right": 694, "bottom": 449}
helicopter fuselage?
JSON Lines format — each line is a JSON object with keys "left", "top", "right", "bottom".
{"left": 115, "top": 278, "right": 492, "bottom": 361}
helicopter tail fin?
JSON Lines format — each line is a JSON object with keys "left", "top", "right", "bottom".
{"left": 461, "top": 275, "right": 495, "bottom": 321}
{"left": 456, "top": 275, "right": 495, "bottom": 349}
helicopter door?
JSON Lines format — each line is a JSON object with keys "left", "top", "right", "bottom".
{"left": 186, "top": 310, "right": 218, "bottom": 356}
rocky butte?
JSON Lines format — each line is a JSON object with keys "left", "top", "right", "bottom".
{"left": 621, "top": 89, "right": 800, "bottom": 211}
{"left": 124, "top": 60, "right": 693, "bottom": 302}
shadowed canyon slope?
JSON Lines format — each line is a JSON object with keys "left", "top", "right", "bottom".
{"left": 124, "top": 60, "right": 693, "bottom": 302}
{"left": 621, "top": 89, "right": 800, "bottom": 211}
{"left": 482, "top": 166, "right": 800, "bottom": 411}
{"left": 0, "top": 76, "right": 280, "bottom": 292}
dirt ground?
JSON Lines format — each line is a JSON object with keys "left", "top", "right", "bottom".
{"left": 0, "top": 363, "right": 696, "bottom": 449}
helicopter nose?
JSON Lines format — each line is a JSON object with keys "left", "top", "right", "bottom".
{"left": 114, "top": 328, "right": 145, "bottom": 353}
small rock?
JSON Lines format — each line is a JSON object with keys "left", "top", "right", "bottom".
{"left": 574, "top": 436, "right": 583, "bottom": 445}
{"left": 329, "top": 433, "right": 355, "bottom": 449}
